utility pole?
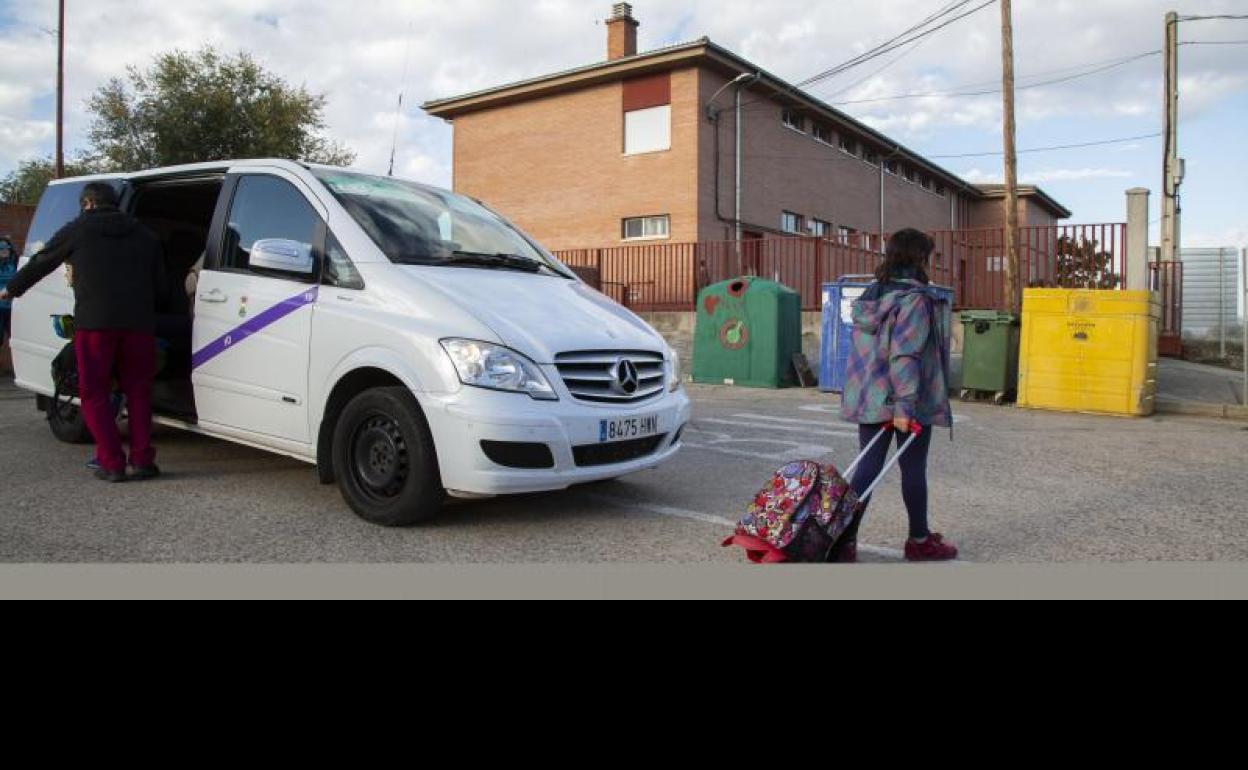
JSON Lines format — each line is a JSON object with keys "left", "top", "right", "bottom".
{"left": 1162, "top": 11, "right": 1182, "bottom": 265}
{"left": 55, "top": 0, "right": 65, "bottom": 179}
{"left": 1001, "top": 0, "right": 1021, "bottom": 314}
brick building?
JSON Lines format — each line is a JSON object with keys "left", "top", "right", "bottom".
{"left": 423, "top": 3, "right": 1070, "bottom": 253}
{"left": 0, "top": 203, "right": 35, "bottom": 255}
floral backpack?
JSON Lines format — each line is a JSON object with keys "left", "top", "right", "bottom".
{"left": 722, "top": 427, "right": 923, "bottom": 564}
{"left": 722, "top": 461, "right": 861, "bottom": 564}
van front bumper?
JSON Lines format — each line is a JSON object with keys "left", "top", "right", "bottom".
{"left": 420, "top": 386, "right": 692, "bottom": 497}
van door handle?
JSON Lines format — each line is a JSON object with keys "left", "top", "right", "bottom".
{"left": 199, "top": 290, "right": 228, "bottom": 304}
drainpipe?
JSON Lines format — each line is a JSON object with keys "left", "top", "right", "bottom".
{"left": 734, "top": 75, "right": 761, "bottom": 245}
{"left": 880, "top": 146, "right": 903, "bottom": 250}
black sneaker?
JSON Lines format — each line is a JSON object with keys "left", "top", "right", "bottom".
{"left": 94, "top": 468, "right": 127, "bottom": 484}
{"left": 129, "top": 465, "right": 161, "bottom": 482}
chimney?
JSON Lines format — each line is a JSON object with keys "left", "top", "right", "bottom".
{"left": 606, "top": 3, "right": 639, "bottom": 61}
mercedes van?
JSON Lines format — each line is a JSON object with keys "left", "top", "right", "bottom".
{"left": 10, "top": 160, "right": 691, "bottom": 526}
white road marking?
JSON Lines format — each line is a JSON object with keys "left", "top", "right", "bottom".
{"left": 699, "top": 418, "right": 858, "bottom": 437}
{"left": 799, "top": 403, "right": 973, "bottom": 426}
{"left": 731, "top": 413, "right": 842, "bottom": 426}
{"left": 682, "top": 435, "right": 837, "bottom": 462}
{"left": 588, "top": 494, "right": 911, "bottom": 562}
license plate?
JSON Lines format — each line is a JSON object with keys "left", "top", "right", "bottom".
{"left": 600, "top": 415, "right": 660, "bottom": 444}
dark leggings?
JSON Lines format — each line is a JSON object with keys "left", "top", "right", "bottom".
{"left": 842, "top": 424, "right": 933, "bottom": 543}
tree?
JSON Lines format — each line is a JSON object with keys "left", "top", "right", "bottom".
{"left": 87, "top": 48, "right": 355, "bottom": 171}
{"left": 1051, "top": 235, "right": 1121, "bottom": 290}
{"left": 0, "top": 156, "right": 101, "bottom": 205}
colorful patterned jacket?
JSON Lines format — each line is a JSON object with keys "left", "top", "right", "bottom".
{"left": 840, "top": 279, "right": 953, "bottom": 428}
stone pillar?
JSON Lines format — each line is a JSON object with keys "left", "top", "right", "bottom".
{"left": 1126, "top": 188, "right": 1151, "bottom": 291}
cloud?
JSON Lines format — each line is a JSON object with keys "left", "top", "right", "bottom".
{"left": 1187, "top": 228, "right": 1248, "bottom": 250}
{"left": 1, "top": 0, "right": 1245, "bottom": 213}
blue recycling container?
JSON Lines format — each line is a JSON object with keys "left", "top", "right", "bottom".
{"left": 820, "top": 276, "right": 954, "bottom": 394}
{"left": 819, "top": 276, "right": 875, "bottom": 393}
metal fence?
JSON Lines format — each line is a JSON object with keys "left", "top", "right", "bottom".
{"left": 554, "top": 223, "right": 1128, "bottom": 313}
{"left": 1179, "top": 247, "right": 1242, "bottom": 345}
{"left": 1150, "top": 261, "right": 1184, "bottom": 357}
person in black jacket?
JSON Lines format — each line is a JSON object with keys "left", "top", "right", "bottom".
{"left": 0, "top": 183, "right": 168, "bottom": 483}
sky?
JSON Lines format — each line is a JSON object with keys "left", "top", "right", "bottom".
{"left": 1, "top": 0, "right": 1247, "bottom": 250}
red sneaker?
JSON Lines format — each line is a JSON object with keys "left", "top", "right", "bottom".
{"left": 905, "top": 534, "right": 959, "bottom": 562}
{"left": 831, "top": 541, "right": 858, "bottom": 564}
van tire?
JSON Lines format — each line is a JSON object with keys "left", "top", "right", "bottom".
{"left": 332, "top": 387, "right": 445, "bottom": 527}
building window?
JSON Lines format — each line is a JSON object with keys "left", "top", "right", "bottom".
{"left": 811, "top": 219, "right": 831, "bottom": 238}
{"left": 904, "top": 166, "right": 917, "bottom": 184}
{"left": 863, "top": 149, "right": 880, "bottom": 166}
{"left": 838, "top": 226, "right": 857, "bottom": 246}
{"left": 921, "top": 176, "right": 934, "bottom": 191}
{"left": 624, "top": 105, "right": 672, "bottom": 155}
{"left": 935, "top": 183, "right": 948, "bottom": 197}
{"left": 781, "top": 211, "right": 805, "bottom": 234}
{"left": 839, "top": 136, "right": 858, "bottom": 156}
{"left": 782, "top": 110, "right": 806, "bottom": 133}
{"left": 812, "top": 123, "right": 834, "bottom": 145}
{"left": 623, "top": 215, "right": 670, "bottom": 240}
{"left": 885, "top": 160, "right": 901, "bottom": 176}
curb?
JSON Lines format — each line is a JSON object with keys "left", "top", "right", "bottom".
{"left": 1157, "top": 400, "right": 1248, "bottom": 422}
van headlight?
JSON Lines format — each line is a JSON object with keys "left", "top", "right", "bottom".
{"left": 441, "top": 340, "right": 558, "bottom": 401}
{"left": 668, "top": 349, "right": 683, "bottom": 393}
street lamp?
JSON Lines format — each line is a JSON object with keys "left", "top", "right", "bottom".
{"left": 707, "top": 72, "right": 761, "bottom": 248}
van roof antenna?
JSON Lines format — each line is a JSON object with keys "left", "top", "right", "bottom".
{"left": 388, "top": 23, "right": 416, "bottom": 177}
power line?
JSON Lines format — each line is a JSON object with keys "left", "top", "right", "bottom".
{"left": 739, "top": 0, "right": 996, "bottom": 111}
{"left": 824, "top": 31, "right": 934, "bottom": 100}
{"left": 1178, "top": 15, "right": 1248, "bottom": 22}
{"left": 799, "top": 0, "right": 998, "bottom": 90}
{"left": 713, "top": 132, "right": 1161, "bottom": 169}
{"left": 834, "top": 49, "right": 1161, "bottom": 106}
{"left": 928, "top": 133, "right": 1162, "bottom": 159}
{"left": 789, "top": 39, "right": 1240, "bottom": 110}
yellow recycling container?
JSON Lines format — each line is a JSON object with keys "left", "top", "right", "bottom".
{"left": 1018, "top": 289, "right": 1160, "bottom": 417}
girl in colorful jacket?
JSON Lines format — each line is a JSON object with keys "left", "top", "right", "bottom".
{"left": 836, "top": 228, "right": 958, "bottom": 563}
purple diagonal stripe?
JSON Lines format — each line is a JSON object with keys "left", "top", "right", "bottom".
{"left": 192, "top": 286, "right": 320, "bottom": 371}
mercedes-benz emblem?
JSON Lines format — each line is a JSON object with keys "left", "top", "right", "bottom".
{"left": 615, "top": 359, "right": 640, "bottom": 395}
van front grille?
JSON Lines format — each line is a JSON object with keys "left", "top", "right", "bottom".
{"left": 554, "top": 351, "right": 666, "bottom": 405}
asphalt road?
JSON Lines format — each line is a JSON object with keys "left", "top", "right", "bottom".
{"left": 2, "top": 377, "right": 1246, "bottom": 564}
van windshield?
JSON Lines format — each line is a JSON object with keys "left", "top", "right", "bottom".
{"left": 313, "top": 170, "right": 569, "bottom": 276}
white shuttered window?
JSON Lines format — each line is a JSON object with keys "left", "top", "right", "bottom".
{"left": 624, "top": 106, "right": 672, "bottom": 155}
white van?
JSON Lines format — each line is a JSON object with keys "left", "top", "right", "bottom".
{"left": 10, "top": 160, "right": 691, "bottom": 526}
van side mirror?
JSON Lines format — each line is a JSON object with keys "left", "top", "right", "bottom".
{"left": 251, "top": 239, "right": 315, "bottom": 276}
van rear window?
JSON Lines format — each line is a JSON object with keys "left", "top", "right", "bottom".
{"left": 24, "top": 180, "right": 125, "bottom": 257}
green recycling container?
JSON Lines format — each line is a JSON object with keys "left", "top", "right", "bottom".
{"left": 960, "top": 310, "right": 1021, "bottom": 403}
{"left": 693, "top": 277, "right": 802, "bottom": 388}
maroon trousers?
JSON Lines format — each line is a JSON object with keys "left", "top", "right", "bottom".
{"left": 75, "top": 330, "right": 157, "bottom": 474}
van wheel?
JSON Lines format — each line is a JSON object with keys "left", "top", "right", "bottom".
{"left": 333, "top": 387, "right": 445, "bottom": 527}
{"left": 48, "top": 382, "right": 93, "bottom": 445}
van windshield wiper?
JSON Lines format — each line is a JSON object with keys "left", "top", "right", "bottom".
{"left": 443, "top": 251, "right": 546, "bottom": 274}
